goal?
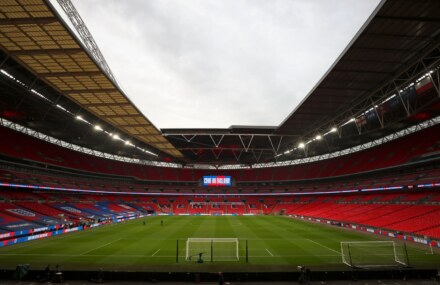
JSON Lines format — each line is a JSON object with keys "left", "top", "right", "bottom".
{"left": 185, "top": 238, "right": 239, "bottom": 262}
{"left": 340, "top": 241, "right": 409, "bottom": 268}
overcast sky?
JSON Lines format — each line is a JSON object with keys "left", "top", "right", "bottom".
{"left": 56, "top": 0, "right": 381, "bottom": 129}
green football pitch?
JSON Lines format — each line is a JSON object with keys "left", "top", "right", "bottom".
{"left": 0, "top": 216, "right": 438, "bottom": 272}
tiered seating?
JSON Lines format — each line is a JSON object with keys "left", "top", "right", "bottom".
{"left": 208, "top": 203, "right": 225, "bottom": 215}
{"left": 161, "top": 168, "right": 177, "bottom": 181}
{"left": 227, "top": 203, "right": 246, "bottom": 215}
{"left": 262, "top": 197, "right": 278, "bottom": 214}
{"left": 272, "top": 202, "right": 302, "bottom": 214}
{"left": 430, "top": 192, "right": 440, "bottom": 203}
{"left": 287, "top": 197, "right": 329, "bottom": 215}
{"left": 0, "top": 190, "right": 38, "bottom": 201}
{"left": 52, "top": 203, "right": 100, "bottom": 219}
{"left": 172, "top": 202, "right": 188, "bottom": 214}
{"left": 334, "top": 204, "right": 388, "bottom": 223}
{"left": 108, "top": 203, "right": 137, "bottom": 214}
{"left": 154, "top": 197, "right": 171, "bottom": 213}
{"left": 245, "top": 197, "right": 262, "bottom": 214}
{"left": 0, "top": 118, "right": 439, "bottom": 242}
{"left": 0, "top": 211, "right": 41, "bottom": 232}
{"left": 15, "top": 202, "right": 83, "bottom": 222}
{"left": 0, "top": 202, "right": 60, "bottom": 228}
{"left": 188, "top": 202, "right": 208, "bottom": 215}
{"left": 418, "top": 227, "right": 440, "bottom": 238}
{"left": 172, "top": 197, "right": 189, "bottom": 214}
{"left": 0, "top": 157, "right": 438, "bottom": 200}
{"left": 272, "top": 166, "right": 291, "bottom": 181}
{"left": 1, "top": 123, "right": 440, "bottom": 184}
{"left": 366, "top": 205, "right": 433, "bottom": 227}
{"left": 95, "top": 202, "right": 137, "bottom": 216}
{"left": 0, "top": 185, "right": 440, "bottom": 239}
{"left": 131, "top": 202, "right": 158, "bottom": 213}
{"left": 383, "top": 207, "right": 440, "bottom": 232}
{"left": 257, "top": 168, "right": 273, "bottom": 181}
{"left": 287, "top": 192, "right": 440, "bottom": 238}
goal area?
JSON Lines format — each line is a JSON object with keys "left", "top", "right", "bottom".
{"left": 185, "top": 238, "right": 239, "bottom": 262}
{"left": 341, "top": 241, "right": 409, "bottom": 268}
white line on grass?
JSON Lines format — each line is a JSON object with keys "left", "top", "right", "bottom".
{"left": 1, "top": 233, "right": 73, "bottom": 252}
{"left": 0, "top": 253, "right": 344, "bottom": 258}
{"left": 80, "top": 238, "right": 121, "bottom": 256}
{"left": 306, "top": 238, "right": 340, "bottom": 254}
{"left": 265, "top": 248, "right": 274, "bottom": 257}
{"left": 121, "top": 238, "right": 318, "bottom": 241}
{"left": 1, "top": 240, "right": 44, "bottom": 251}
{"left": 151, "top": 249, "right": 160, "bottom": 256}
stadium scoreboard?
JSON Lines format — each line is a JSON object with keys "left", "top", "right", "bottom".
{"left": 203, "top": 176, "right": 232, "bottom": 187}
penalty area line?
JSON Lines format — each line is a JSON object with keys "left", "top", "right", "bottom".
{"left": 80, "top": 238, "right": 122, "bottom": 256}
{"left": 306, "top": 238, "right": 340, "bottom": 254}
{"left": 265, "top": 248, "right": 274, "bottom": 257}
{"left": 151, "top": 249, "right": 161, "bottom": 257}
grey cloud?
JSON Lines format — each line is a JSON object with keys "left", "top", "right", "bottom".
{"left": 69, "top": 0, "right": 381, "bottom": 128}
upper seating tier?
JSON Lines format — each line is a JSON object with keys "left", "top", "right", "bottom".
{"left": 0, "top": 124, "right": 439, "bottom": 182}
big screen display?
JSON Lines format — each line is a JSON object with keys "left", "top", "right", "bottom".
{"left": 202, "top": 176, "right": 232, "bottom": 187}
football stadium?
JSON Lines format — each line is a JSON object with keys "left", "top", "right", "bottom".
{"left": 0, "top": 0, "right": 440, "bottom": 283}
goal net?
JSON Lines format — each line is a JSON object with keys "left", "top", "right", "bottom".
{"left": 341, "top": 241, "right": 409, "bottom": 268}
{"left": 186, "top": 238, "right": 239, "bottom": 261}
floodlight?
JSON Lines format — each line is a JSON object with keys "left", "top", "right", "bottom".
{"left": 56, "top": 104, "right": 66, "bottom": 111}
{"left": 315, "top": 135, "right": 322, "bottom": 140}
{"left": 330, "top": 127, "right": 337, "bottom": 133}
{"left": 298, "top": 142, "right": 305, "bottom": 149}
{"left": 94, "top": 125, "right": 103, "bottom": 131}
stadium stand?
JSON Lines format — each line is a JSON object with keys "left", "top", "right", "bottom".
{"left": 1, "top": 124, "right": 439, "bottom": 183}
{"left": 14, "top": 202, "right": 83, "bottom": 223}
{"left": 285, "top": 191, "right": 440, "bottom": 239}
{"left": 1, "top": 0, "right": 440, "bottom": 281}
{"left": 2, "top": 184, "right": 439, "bottom": 239}
{"left": 0, "top": 211, "right": 41, "bottom": 233}
{"left": 0, "top": 202, "right": 60, "bottom": 229}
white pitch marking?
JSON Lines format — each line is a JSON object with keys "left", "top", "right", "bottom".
{"left": 80, "top": 238, "right": 121, "bottom": 256}
{"left": 306, "top": 238, "right": 340, "bottom": 254}
{"left": 151, "top": 249, "right": 161, "bottom": 256}
{"left": 0, "top": 233, "right": 72, "bottom": 252}
{"left": 0, "top": 253, "right": 344, "bottom": 258}
{"left": 265, "top": 248, "right": 274, "bottom": 257}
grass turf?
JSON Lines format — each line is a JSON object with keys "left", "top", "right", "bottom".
{"left": 0, "top": 215, "right": 438, "bottom": 272}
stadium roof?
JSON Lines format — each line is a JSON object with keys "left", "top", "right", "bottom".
{"left": 276, "top": 0, "right": 440, "bottom": 136}
{"left": 164, "top": 0, "right": 440, "bottom": 164}
{"left": 0, "top": 0, "right": 182, "bottom": 158}
{"left": 0, "top": 0, "right": 440, "bottom": 166}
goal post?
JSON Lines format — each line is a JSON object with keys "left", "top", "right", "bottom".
{"left": 186, "top": 238, "right": 239, "bottom": 262}
{"left": 340, "top": 241, "right": 409, "bottom": 268}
